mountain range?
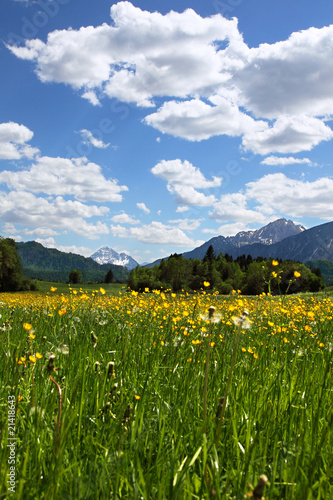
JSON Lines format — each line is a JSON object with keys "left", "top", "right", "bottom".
{"left": 90, "top": 247, "right": 139, "bottom": 270}
{"left": 183, "top": 219, "right": 332, "bottom": 262}
{"left": 11, "top": 218, "right": 333, "bottom": 285}
{"left": 145, "top": 218, "right": 333, "bottom": 283}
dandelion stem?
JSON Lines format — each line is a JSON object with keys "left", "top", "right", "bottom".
{"left": 49, "top": 375, "right": 62, "bottom": 454}
{"left": 215, "top": 323, "right": 241, "bottom": 448}
{"left": 203, "top": 321, "right": 212, "bottom": 433}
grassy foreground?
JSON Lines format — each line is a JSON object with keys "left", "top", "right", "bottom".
{"left": 0, "top": 286, "right": 332, "bottom": 499}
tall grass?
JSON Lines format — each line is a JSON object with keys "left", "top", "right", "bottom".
{"left": 0, "top": 288, "right": 332, "bottom": 499}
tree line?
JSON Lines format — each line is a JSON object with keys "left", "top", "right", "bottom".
{"left": 128, "top": 245, "right": 324, "bottom": 295}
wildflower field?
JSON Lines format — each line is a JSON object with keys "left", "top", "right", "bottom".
{"left": 0, "top": 286, "right": 332, "bottom": 499}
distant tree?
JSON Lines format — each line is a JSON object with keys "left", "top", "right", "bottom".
{"left": 105, "top": 268, "right": 114, "bottom": 283}
{"left": 69, "top": 269, "right": 82, "bottom": 284}
{"left": 203, "top": 244, "right": 216, "bottom": 263}
{"left": 0, "top": 237, "right": 25, "bottom": 291}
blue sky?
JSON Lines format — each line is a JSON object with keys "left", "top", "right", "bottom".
{"left": 1, "top": 0, "right": 333, "bottom": 264}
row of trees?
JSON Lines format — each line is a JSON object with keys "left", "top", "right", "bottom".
{"left": 128, "top": 246, "right": 324, "bottom": 295}
{"left": 68, "top": 268, "right": 114, "bottom": 284}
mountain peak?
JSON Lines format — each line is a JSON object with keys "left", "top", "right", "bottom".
{"left": 228, "top": 218, "right": 306, "bottom": 247}
{"left": 90, "top": 247, "right": 139, "bottom": 270}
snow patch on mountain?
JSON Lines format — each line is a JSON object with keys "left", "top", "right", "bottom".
{"left": 90, "top": 247, "right": 139, "bottom": 270}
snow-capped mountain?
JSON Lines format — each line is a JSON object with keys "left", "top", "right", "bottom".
{"left": 90, "top": 247, "right": 139, "bottom": 270}
{"left": 227, "top": 218, "right": 306, "bottom": 247}
{"left": 180, "top": 218, "right": 307, "bottom": 261}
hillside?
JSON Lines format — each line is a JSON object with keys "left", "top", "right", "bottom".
{"left": 306, "top": 259, "right": 333, "bottom": 285}
{"left": 16, "top": 241, "right": 129, "bottom": 283}
{"left": 183, "top": 220, "right": 333, "bottom": 263}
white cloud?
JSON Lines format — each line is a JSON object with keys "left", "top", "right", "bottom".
{"left": 82, "top": 91, "right": 101, "bottom": 106}
{"left": 152, "top": 159, "right": 221, "bottom": 188}
{"left": 8, "top": 3, "right": 242, "bottom": 102}
{"left": 168, "top": 218, "right": 202, "bottom": 231}
{"left": 168, "top": 184, "right": 216, "bottom": 207}
{"left": 152, "top": 159, "right": 221, "bottom": 206}
{"left": 261, "top": 156, "right": 312, "bottom": 166}
{"left": 145, "top": 96, "right": 267, "bottom": 141}
{"left": 242, "top": 115, "right": 333, "bottom": 155}
{"left": 79, "top": 129, "right": 110, "bottom": 149}
{"left": 0, "top": 156, "right": 128, "bottom": 202}
{"left": 110, "top": 221, "right": 204, "bottom": 247}
{"left": 176, "top": 206, "right": 190, "bottom": 213}
{"left": 7, "top": 3, "right": 333, "bottom": 155}
{"left": 0, "top": 122, "right": 39, "bottom": 160}
{"left": 209, "top": 192, "right": 271, "bottom": 224}
{"left": 0, "top": 191, "right": 109, "bottom": 239}
{"left": 210, "top": 173, "right": 333, "bottom": 224}
{"left": 246, "top": 173, "right": 333, "bottom": 219}
{"left": 137, "top": 202, "right": 150, "bottom": 214}
{"left": 217, "top": 222, "right": 253, "bottom": 237}
{"left": 111, "top": 212, "right": 140, "bottom": 224}
{"left": 233, "top": 25, "right": 333, "bottom": 119}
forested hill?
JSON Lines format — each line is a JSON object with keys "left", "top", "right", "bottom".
{"left": 16, "top": 241, "right": 129, "bottom": 283}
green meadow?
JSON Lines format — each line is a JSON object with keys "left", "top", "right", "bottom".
{"left": 0, "top": 287, "right": 332, "bottom": 499}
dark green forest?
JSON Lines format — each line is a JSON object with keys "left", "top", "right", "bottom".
{"left": 0, "top": 237, "right": 37, "bottom": 292}
{"left": 128, "top": 245, "right": 324, "bottom": 295}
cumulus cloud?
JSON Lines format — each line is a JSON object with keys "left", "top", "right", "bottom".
{"left": 137, "top": 202, "right": 150, "bottom": 214}
{"left": 0, "top": 122, "right": 39, "bottom": 160}
{"left": 209, "top": 192, "right": 269, "bottom": 224}
{"left": 168, "top": 218, "right": 202, "bottom": 231}
{"left": 152, "top": 159, "right": 221, "bottom": 206}
{"left": 261, "top": 156, "right": 312, "bottom": 166}
{"left": 242, "top": 115, "right": 333, "bottom": 155}
{"left": 0, "top": 191, "right": 109, "bottom": 239}
{"left": 79, "top": 129, "right": 110, "bottom": 149}
{"left": 0, "top": 156, "right": 128, "bottom": 202}
{"left": 145, "top": 96, "right": 267, "bottom": 141}
{"left": 8, "top": 3, "right": 242, "bottom": 101}
{"left": 210, "top": 173, "right": 333, "bottom": 224}
{"left": 111, "top": 212, "right": 140, "bottom": 224}
{"left": 233, "top": 25, "right": 333, "bottom": 119}
{"left": 246, "top": 173, "right": 333, "bottom": 219}
{"left": 7, "top": 3, "right": 333, "bottom": 154}
{"left": 110, "top": 220, "right": 204, "bottom": 246}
